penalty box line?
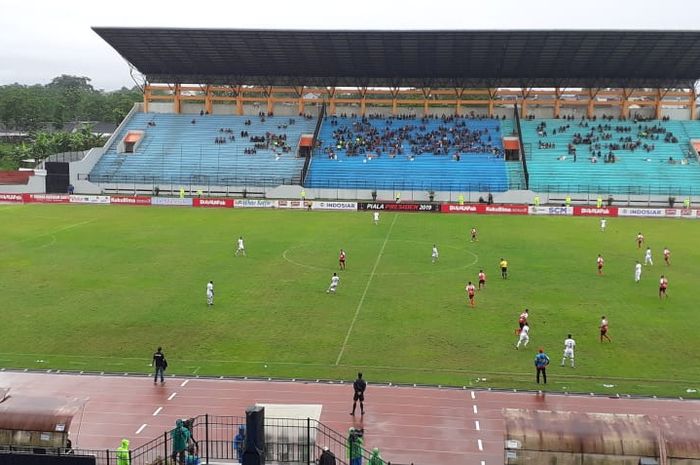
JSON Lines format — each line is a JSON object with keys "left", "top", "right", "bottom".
{"left": 335, "top": 213, "right": 399, "bottom": 366}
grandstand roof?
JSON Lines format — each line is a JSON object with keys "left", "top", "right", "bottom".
{"left": 93, "top": 28, "right": 700, "bottom": 88}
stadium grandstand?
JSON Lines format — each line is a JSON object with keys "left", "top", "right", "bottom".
{"left": 0, "top": 28, "right": 671, "bottom": 202}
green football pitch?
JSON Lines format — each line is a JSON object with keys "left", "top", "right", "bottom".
{"left": 2, "top": 204, "right": 699, "bottom": 397}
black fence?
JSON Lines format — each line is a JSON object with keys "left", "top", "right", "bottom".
{"left": 1, "top": 415, "right": 412, "bottom": 465}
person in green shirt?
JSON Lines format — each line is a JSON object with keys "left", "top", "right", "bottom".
{"left": 347, "top": 428, "right": 363, "bottom": 465}
{"left": 368, "top": 448, "right": 385, "bottom": 465}
{"left": 116, "top": 439, "right": 130, "bottom": 465}
{"left": 171, "top": 419, "right": 191, "bottom": 464}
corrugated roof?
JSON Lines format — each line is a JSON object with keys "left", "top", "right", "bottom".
{"left": 93, "top": 28, "right": 700, "bottom": 88}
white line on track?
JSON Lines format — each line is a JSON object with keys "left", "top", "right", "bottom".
{"left": 180, "top": 380, "right": 189, "bottom": 387}
{"left": 471, "top": 391, "right": 476, "bottom": 400}
{"left": 152, "top": 407, "right": 163, "bottom": 416}
{"left": 335, "top": 214, "right": 398, "bottom": 365}
{"left": 473, "top": 404, "right": 478, "bottom": 414}
{"left": 168, "top": 393, "right": 177, "bottom": 401}
{"left": 135, "top": 424, "right": 147, "bottom": 435}
{"left": 478, "top": 439, "right": 483, "bottom": 451}
{"left": 481, "top": 461, "right": 486, "bottom": 465}
{"left": 475, "top": 420, "right": 480, "bottom": 431}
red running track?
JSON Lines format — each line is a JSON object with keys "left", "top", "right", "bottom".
{"left": 2, "top": 371, "right": 700, "bottom": 465}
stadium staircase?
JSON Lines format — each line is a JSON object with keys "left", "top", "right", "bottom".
{"left": 520, "top": 118, "right": 700, "bottom": 195}
{"left": 500, "top": 119, "right": 526, "bottom": 189}
{"left": 89, "top": 113, "right": 316, "bottom": 187}
{"left": 306, "top": 116, "right": 508, "bottom": 192}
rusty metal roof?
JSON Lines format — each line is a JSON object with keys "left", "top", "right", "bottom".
{"left": 0, "top": 396, "right": 82, "bottom": 432}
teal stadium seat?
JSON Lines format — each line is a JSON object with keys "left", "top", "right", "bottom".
{"left": 89, "top": 114, "right": 316, "bottom": 186}
{"left": 520, "top": 119, "right": 700, "bottom": 195}
{"left": 306, "top": 116, "right": 509, "bottom": 192}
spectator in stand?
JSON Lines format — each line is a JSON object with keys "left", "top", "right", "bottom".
{"left": 319, "top": 447, "right": 337, "bottom": 465}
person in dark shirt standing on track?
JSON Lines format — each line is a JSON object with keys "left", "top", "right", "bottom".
{"left": 152, "top": 347, "right": 168, "bottom": 384}
{"left": 351, "top": 372, "right": 366, "bottom": 416}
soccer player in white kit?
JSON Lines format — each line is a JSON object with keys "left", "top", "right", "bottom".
{"left": 235, "top": 236, "right": 246, "bottom": 256}
{"left": 561, "top": 334, "right": 575, "bottom": 367}
{"left": 206, "top": 280, "right": 214, "bottom": 306}
{"left": 373, "top": 211, "right": 380, "bottom": 225}
{"left": 644, "top": 247, "right": 653, "bottom": 266}
{"left": 326, "top": 272, "right": 340, "bottom": 293}
{"left": 600, "top": 218, "right": 606, "bottom": 232}
{"left": 515, "top": 324, "right": 529, "bottom": 349}
{"left": 634, "top": 261, "right": 642, "bottom": 283}
{"left": 431, "top": 245, "right": 439, "bottom": 263}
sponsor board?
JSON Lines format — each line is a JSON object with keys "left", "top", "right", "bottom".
{"left": 311, "top": 201, "right": 358, "bottom": 210}
{"left": 441, "top": 204, "right": 528, "bottom": 215}
{"left": 69, "top": 195, "right": 110, "bottom": 205}
{"left": 151, "top": 197, "right": 193, "bottom": 207}
{"left": 110, "top": 195, "right": 152, "bottom": 206}
{"left": 618, "top": 208, "right": 666, "bottom": 218}
{"left": 277, "top": 200, "right": 307, "bottom": 209}
{"left": 358, "top": 202, "right": 439, "bottom": 212}
{"left": 27, "top": 194, "right": 70, "bottom": 204}
{"left": 0, "top": 193, "right": 24, "bottom": 203}
{"left": 572, "top": 206, "right": 618, "bottom": 217}
{"left": 482, "top": 204, "right": 529, "bottom": 215}
{"left": 234, "top": 199, "right": 277, "bottom": 208}
{"left": 528, "top": 206, "right": 573, "bottom": 216}
{"left": 193, "top": 198, "right": 234, "bottom": 208}
{"left": 440, "top": 204, "right": 479, "bottom": 213}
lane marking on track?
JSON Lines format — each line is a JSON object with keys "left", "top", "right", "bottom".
{"left": 180, "top": 380, "right": 189, "bottom": 387}
{"left": 168, "top": 393, "right": 177, "bottom": 401}
{"left": 478, "top": 439, "right": 483, "bottom": 451}
{"left": 335, "top": 214, "right": 398, "bottom": 365}
{"left": 481, "top": 461, "right": 486, "bottom": 465}
{"left": 153, "top": 407, "right": 162, "bottom": 416}
{"left": 471, "top": 391, "right": 476, "bottom": 400}
{"left": 473, "top": 404, "right": 478, "bottom": 414}
{"left": 136, "top": 424, "right": 147, "bottom": 435}
{"left": 475, "top": 420, "right": 480, "bottom": 431}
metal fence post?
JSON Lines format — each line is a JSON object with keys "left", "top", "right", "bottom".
{"left": 164, "top": 431, "right": 169, "bottom": 463}
{"left": 106, "top": 449, "right": 110, "bottom": 465}
{"left": 205, "top": 414, "right": 210, "bottom": 464}
{"left": 307, "top": 417, "right": 311, "bottom": 465}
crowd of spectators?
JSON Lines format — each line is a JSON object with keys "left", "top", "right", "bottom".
{"left": 534, "top": 118, "right": 682, "bottom": 165}
{"left": 321, "top": 114, "right": 504, "bottom": 160}
{"left": 210, "top": 117, "right": 299, "bottom": 156}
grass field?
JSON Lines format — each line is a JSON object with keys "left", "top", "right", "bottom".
{"left": 2, "top": 204, "right": 700, "bottom": 398}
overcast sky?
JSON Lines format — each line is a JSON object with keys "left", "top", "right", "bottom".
{"left": 2, "top": 0, "right": 700, "bottom": 90}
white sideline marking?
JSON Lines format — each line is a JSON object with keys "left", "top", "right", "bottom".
{"left": 152, "top": 407, "right": 163, "bottom": 416}
{"left": 475, "top": 420, "right": 480, "bottom": 431}
{"left": 481, "top": 461, "right": 486, "bottom": 465}
{"left": 478, "top": 439, "right": 483, "bottom": 451}
{"left": 473, "top": 404, "right": 478, "bottom": 414}
{"left": 11, "top": 219, "right": 97, "bottom": 248}
{"left": 135, "top": 424, "right": 147, "bottom": 435}
{"left": 192, "top": 366, "right": 201, "bottom": 375}
{"left": 471, "top": 391, "right": 476, "bottom": 400}
{"left": 168, "top": 393, "right": 177, "bottom": 401}
{"left": 180, "top": 379, "right": 189, "bottom": 387}
{"left": 335, "top": 214, "right": 398, "bottom": 365}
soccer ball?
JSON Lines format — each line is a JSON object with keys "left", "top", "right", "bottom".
{"left": 326, "top": 290, "right": 330, "bottom": 293}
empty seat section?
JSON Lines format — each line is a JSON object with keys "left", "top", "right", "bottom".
{"left": 307, "top": 116, "right": 508, "bottom": 192}
{"left": 90, "top": 114, "right": 316, "bottom": 186}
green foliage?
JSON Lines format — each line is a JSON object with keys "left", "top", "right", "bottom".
{"left": 0, "top": 206, "right": 698, "bottom": 398}
{"left": 0, "top": 75, "right": 142, "bottom": 131}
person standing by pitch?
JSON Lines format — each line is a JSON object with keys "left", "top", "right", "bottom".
{"left": 350, "top": 372, "right": 366, "bottom": 416}
{"left": 152, "top": 347, "right": 168, "bottom": 384}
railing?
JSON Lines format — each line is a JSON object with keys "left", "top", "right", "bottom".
{"left": 301, "top": 103, "right": 325, "bottom": 186}
{"left": 513, "top": 104, "right": 529, "bottom": 189}
{"left": 0, "top": 415, "right": 412, "bottom": 465}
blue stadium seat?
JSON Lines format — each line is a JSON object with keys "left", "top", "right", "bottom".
{"left": 90, "top": 113, "right": 316, "bottom": 186}
{"left": 306, "top": 116, "right": 509, "bottom": 192}
{"left": 520, "top": 118, "right": 700, "bottom": 195}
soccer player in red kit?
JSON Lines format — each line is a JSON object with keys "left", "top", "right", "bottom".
{"left": 478, "top": 270, "right": 486, "bottom": 290}
{"left": 659, "top": 275, "right": 668, "bottom": 299}
{"left": 636, "top": 232, "right": 644, "bottom": 249}
{"left": 466, "top": 281, "right": 476, "bottom": 307}
{"left": 597, "top": 254, "right": 604, "bottom": 275}
{"left": 663, "top": 247, "right": 671, "bottom": 266}
{"left": 339, "top": 249, "right": 346, "bottom": 270}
